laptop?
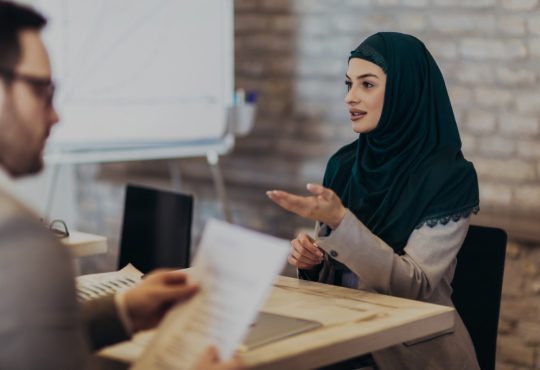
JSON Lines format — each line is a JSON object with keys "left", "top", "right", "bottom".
{"left": 118, "top": 184, "right": 193, "bottom": 274}
{"left": 242, "top": 312, "right": 322, "bottom": 350}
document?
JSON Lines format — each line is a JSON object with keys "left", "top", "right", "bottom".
{"left": 75, "top": 263, "right": 143, "bottom": 301}
{"left": 132, "top": 219, "right": 289, "bottom": 370}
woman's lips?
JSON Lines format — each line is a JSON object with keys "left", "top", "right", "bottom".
{"left": 349, "top": 110, "right": 367, "bottom": 121}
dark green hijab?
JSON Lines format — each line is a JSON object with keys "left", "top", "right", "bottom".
{"left": 323, "top": 32, "right": 479, "bottom": 254}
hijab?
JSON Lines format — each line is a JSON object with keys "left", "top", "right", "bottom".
{"left": 323, "top": 32, "right": 479, "bottom": 254}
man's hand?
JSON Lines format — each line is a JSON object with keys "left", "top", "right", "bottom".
{"left": 266, "top": 183, "right": 347, "bottom": 229}
{"left": 124, "top": 270, "right": 198, "bottom": 332}
{"left": 193, "top": 346, "right": 244, "bottom": 370}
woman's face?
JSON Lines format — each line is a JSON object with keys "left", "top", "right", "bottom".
{"left": 345, "top": 58, "right": 386, "bottom": 134}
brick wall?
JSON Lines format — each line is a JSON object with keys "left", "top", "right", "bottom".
{"left": 77, "top": 1, "right": 540, "bottom": 368}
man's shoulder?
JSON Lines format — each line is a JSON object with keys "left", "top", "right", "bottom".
{"left": 0, "top": 188, "right": 36, "bottom": 224}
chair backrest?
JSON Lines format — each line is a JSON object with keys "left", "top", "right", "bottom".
{"left": 118, "top": 184, "right": 193, "bottom": 274}
{"left": 451, "top": 225, "right": 507, "bottom": 370}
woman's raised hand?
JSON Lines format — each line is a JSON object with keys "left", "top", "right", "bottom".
{"left": 289, "top": 233, "right": 324, "bottom": 270}
{"left": 266, "top": 183, "right": 347, "bottom": 230}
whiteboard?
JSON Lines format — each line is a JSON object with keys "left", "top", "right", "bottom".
{"left": 34, "top": 0, "right": 233, "bottom": 150}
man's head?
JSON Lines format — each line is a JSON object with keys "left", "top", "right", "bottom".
{"left": 0, "top": 1, "right": 58, "bottom": 177}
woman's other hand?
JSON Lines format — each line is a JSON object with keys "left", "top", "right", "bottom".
{"left": 266, "top": 183, "right": 347, "bottom": 229}
{"left": 289, "top": 233, "right": 324, "bottom": 270}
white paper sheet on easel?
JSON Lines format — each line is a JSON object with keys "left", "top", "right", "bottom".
{"left": 131, "top": 219, "right": 289, "bottom": 370}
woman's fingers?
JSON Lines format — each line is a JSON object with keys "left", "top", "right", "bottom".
{"left": 290, "top": 242, "right": 320, "bottom": 265}
{"left": 266, "top": 190, "right": 315, "bottom": 218}
{"left": 288, "top": 253, "right": 317, "bottom": 270}
{"left": 298, "top": 233, "right": 323, "bottom": 256}
{"left": 289, "top": 233, "right": 324, "bottom": 269}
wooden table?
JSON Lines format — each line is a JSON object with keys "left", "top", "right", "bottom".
{"left": 100, "top": 276, "right": 455, "bottom": 370}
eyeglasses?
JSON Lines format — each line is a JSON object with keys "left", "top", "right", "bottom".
{"left": 48, "top": 219, "right": 70, "bottom": 238}
{"left": 0, "top": 67, "right": 56, "bottom": 108}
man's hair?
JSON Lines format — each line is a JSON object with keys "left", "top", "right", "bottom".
{"left": 0, "top": 1, "right": 47, "bottom": 70}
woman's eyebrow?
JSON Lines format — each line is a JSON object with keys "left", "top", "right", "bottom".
{"left": 345, "top": 73, "right": 379, "bottom": 80}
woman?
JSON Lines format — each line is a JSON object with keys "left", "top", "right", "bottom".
{"left": 267, "top": 32, "right": 480, "bottom": 370}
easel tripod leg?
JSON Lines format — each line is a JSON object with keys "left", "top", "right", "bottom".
{"left": 206, "top": 152, "right": 232, "bottom": 223}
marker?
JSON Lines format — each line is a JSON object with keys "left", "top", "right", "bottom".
{"left": 234, "top": 88, "right": 245, "bottom": 105}
{"left": 246, "top": 90, "right": 257, "bottom": 103}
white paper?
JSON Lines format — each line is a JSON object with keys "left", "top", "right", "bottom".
{"left": 76, "top": 264, "right": 143, "bottom": 301}
{"left": 131, "top": 219, "right": 289, "bottom": 370}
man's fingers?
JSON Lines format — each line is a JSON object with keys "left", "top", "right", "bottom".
{"left": 152, "top": 284, "right": 199, "bottom": 303}
{"left": 159, "top": 271, "right": 189, "bottom": 285}
{"left": 144, "top": 269, "right": 188, "bottom": 284}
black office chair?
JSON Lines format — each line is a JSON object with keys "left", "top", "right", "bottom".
{"left": 451, "top": 225, "right": 507, "bottom": 370}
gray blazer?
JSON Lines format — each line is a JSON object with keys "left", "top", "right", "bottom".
{"left": 0, "top": 189, "right": 129, "bottom": 369}
{"left": 300, "top": 210, "right": 480, "bottom": 370}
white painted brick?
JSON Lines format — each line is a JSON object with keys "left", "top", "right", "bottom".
{"left": 474, "top": 87, "right": 513, "bottom": 108}
{"left": 495, "top": 67, "right": 536, "bottom": 86}
{"left": 528, "top": 38, "right": 540, "bottom": 58}
{"left": 479, "top": 137, "right": 516, "bottom": 156}
{"left": 497, "top": 15, "right": 526, "bottom": 36}
{"left": 474, "top": 158, "right": 536, "bottom": 181}
{"left": 297, "top": 58, "right": 345, "bottom": 77}
{"left": 292, "top": 0, "right": 334, "bottom": 13}
{"left": 398, "top": 14, "right": 427, "bottom": 32}
{"left": 426, "top": 40, "right": 458, "bottom": 60}
{"left": 455, "top": 64, "right": 496, "bottom": 84}
{"left": 433, "top": 0, "right": 496, "bottom": 7}
{"left": 460, "top": 39, "right": 527, "bottom": 61}
{"left": 502, "top": 0, "right": 539, "bottom": 11}
{"left": 460, "top": 134, "right": 477, "bottom": 155}
{"left": 342, "top": 0, "right": 372, "bottom": 7}
{"left": 480, "top": 182, "right": 513, "bottom": 206}
{"left": 499, "top": 115, "right": 540, "bottom": 137}
{"left": 429, "top": 14, "right": 496, "bottom": 34}
{"left": 465, "top": 111, "right": 496, "bottom": 134}
{"left": 516, "top": 91, "right": 540, "bottom": 113}
{"left": 299, "top": 15, "right": 331, "bottom": 37}
{"left": 448, "top": 85, "right": 475, "bottom": 108}
{"left": 514, "top": 186, "right": 540, "bottom": 211}
{"left": 330, "top": 14, "right": 395, "bottom": 34}
{"left": 401, "top": 0, "right": 428, "bottom": 6}
{"left": 374, "top": 0, "right": 399, "bottom": 5}
{"left": 299, "top": 35, "right": 356, "bottom": 57}
{"left": 517, "top": 140, "right": 540, "bottom": 158}
{"left": 530, "top": 16, "right": 540, "bottom": 35}
{"left": 300, "top": 161, "right": 327, "bottom": 183}
{"left": 295, "top": 78, "right": 344, "bottom": 101}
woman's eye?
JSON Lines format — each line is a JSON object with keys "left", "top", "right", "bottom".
{"left": 344, "top": 80, "right": 352, "bottom": 91}
{"left": 363, "top": 81, "right": 374, "bottom": 89}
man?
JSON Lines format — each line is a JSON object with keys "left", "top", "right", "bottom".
{"left": 0, "top": 2, "right": 241, "bottom": 369}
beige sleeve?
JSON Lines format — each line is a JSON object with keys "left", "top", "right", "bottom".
{"left": 316, "top": 210, "right": 470, "bottom": 300}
